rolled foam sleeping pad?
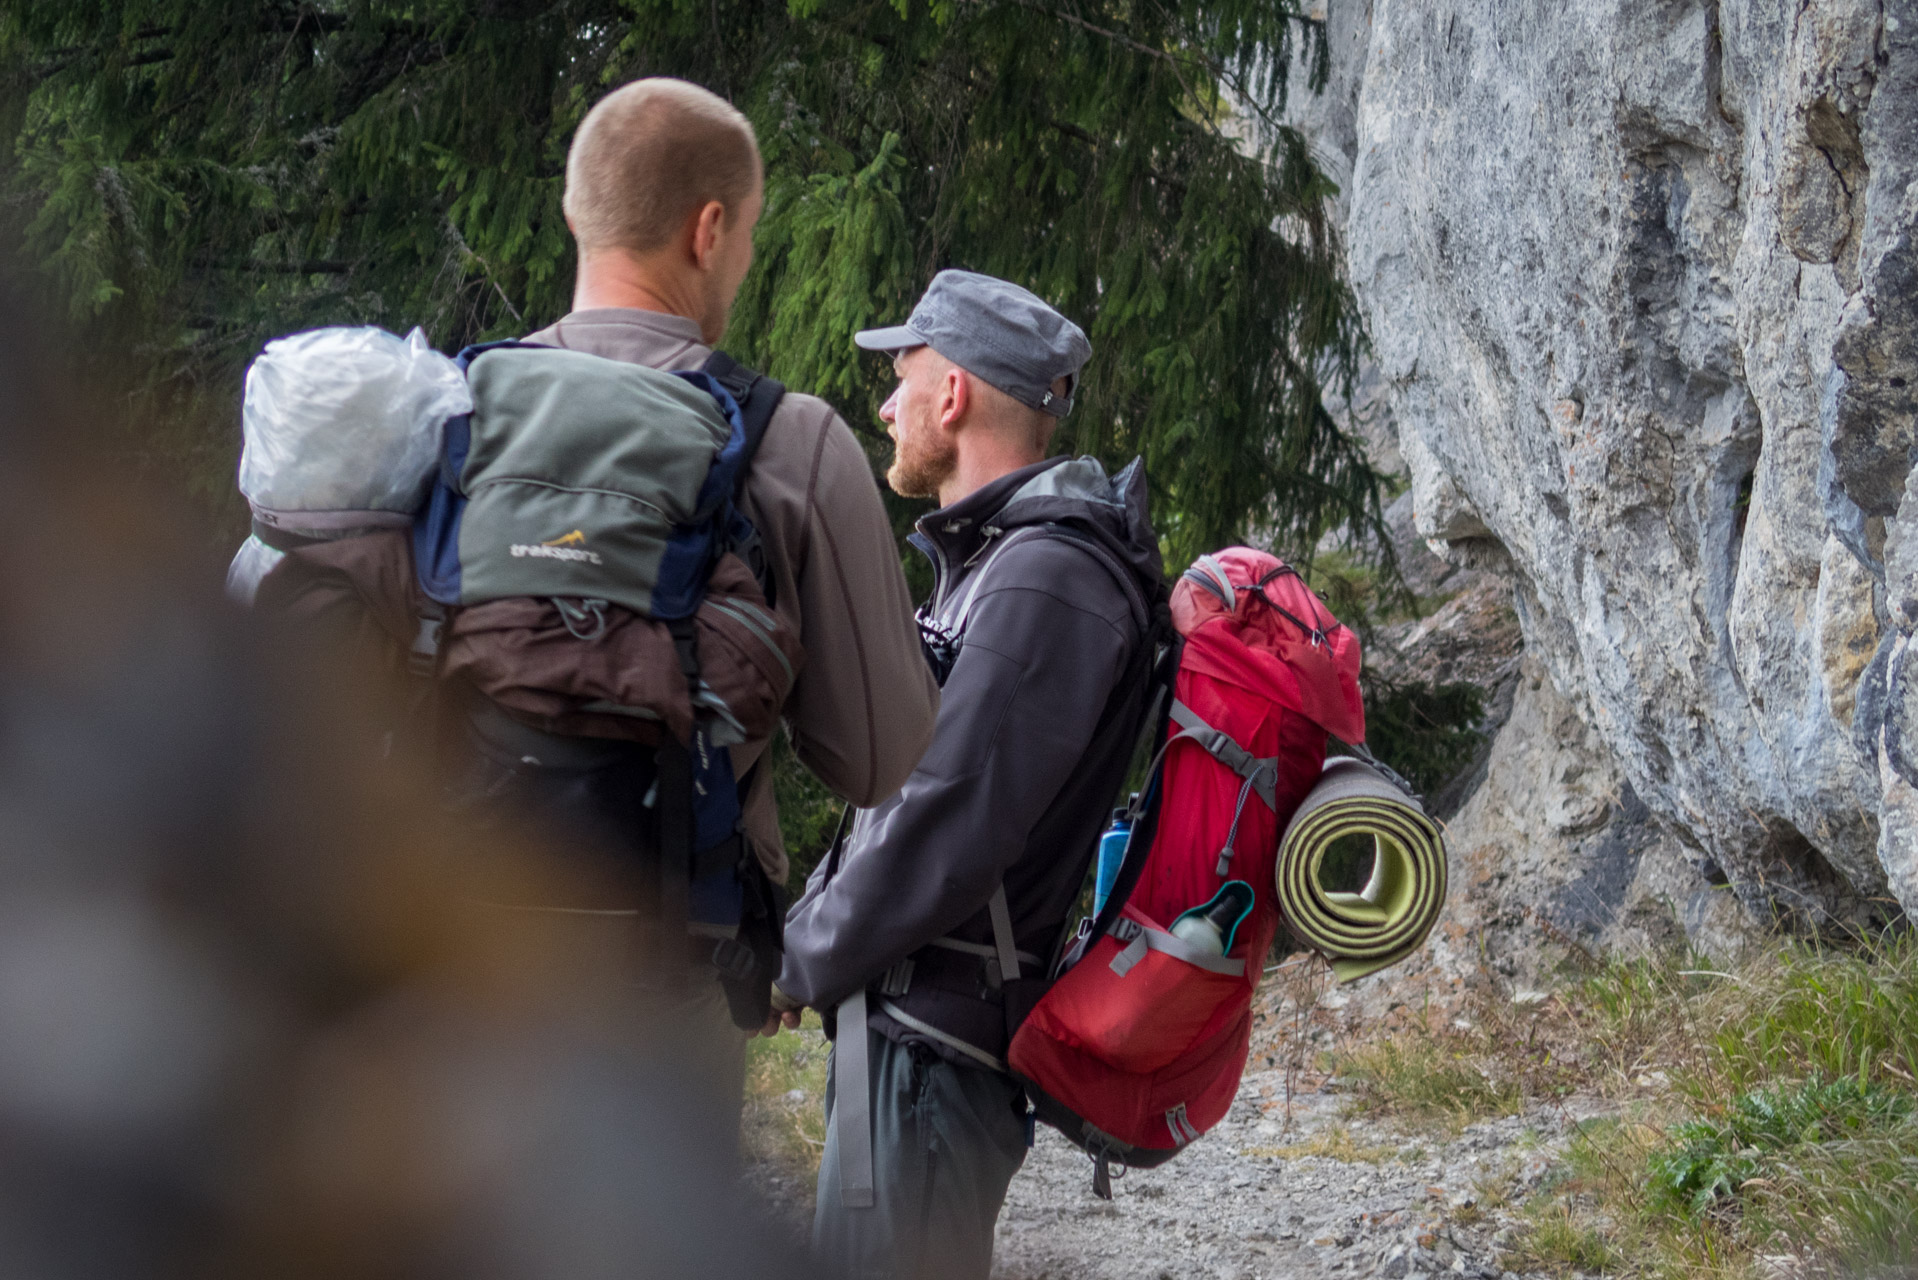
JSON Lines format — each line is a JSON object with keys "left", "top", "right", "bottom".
{"left": 1274, "top": 756, "right": 1448, "bottom": 981}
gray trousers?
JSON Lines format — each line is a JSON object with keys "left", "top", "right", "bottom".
{"left": 813, "top": 1026, "right": 1029, "bottom": 1280}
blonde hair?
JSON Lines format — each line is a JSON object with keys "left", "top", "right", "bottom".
{"left": 562, "top": 78, "right": 762, "bottom": 255}
{"left": 905, "top": 346, "right": 1068, "bottom": 451}
{"left": 967, "top": 367, "right": 1070, "bottom": 451}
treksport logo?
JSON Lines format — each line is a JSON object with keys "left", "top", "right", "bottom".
{"left": 510, "top": 529, "right": 603, "bottom": 565}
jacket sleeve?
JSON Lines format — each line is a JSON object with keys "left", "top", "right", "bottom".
{"left": 779, "top": 542, "right": 1134, "bottom": 1011}
{"left": 782, "top": 411, "right": 939, "bottom": 806}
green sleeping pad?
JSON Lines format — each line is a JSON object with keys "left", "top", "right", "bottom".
{"left": 1274, "top": 756, "right": 1448, "bottom": 981}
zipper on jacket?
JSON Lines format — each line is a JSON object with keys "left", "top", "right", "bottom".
{"left": 925, "top": 524, "right": 1006, "bottom": 621}
{"left": 910, "top": 529, "right": 955, "bottom": 614}
{"left": 962, "top": 525, "right": 1004, "bottom": 570}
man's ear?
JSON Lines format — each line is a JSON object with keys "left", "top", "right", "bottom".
{"left": 938, "top": 367, "right": 970, "bottom": 430}
{"left": 689, "top": 200, "right": 725, "bottom": 269}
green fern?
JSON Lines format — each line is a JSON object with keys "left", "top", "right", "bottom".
{"left": 1647, "top": 1076, "right": 1914, "bottom": 1216}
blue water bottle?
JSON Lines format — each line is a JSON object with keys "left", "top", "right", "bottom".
{"left": 1092, "top": 802, "right": 1134, "bottom": 917}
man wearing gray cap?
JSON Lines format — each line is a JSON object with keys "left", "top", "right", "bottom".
{"left": 777, "top": 271, "right": 1165, "bottom": 1279}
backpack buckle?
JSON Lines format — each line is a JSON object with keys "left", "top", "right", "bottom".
{"left": 980, "top": 954, "right": 1003, "bottom": 995}
{"left": 709, "top": 937, "right": 757, "bottom": 983}
{"left": 408, "top": 614, "right": 443, "bottom": 676}
{"left": 877, "top": 957, "right": 914, "bottom": 997}
{"left": 555, "top": 597, "right": 609, "bottom": 642}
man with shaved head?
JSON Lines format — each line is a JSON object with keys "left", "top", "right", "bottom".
{"left": 523, "top": 77, "right": 939, "bottom": 1134}
{"left": 559, "top": 78, "right": 765, "bottom": 343}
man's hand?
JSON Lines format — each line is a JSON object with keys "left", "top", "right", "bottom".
{"left": 758, "top": 982, "right": 804, "bottom": 1036}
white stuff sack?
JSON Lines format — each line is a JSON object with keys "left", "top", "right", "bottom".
{"left": 238, "top": 326, "right": 470, "bottom": 530}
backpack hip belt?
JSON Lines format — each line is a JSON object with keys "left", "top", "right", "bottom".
{"left": 832, "top": 884, "right": 1034, "bottom": 1209}
{"left": 870, "top": 925, "right": 1046, "bottom": 1002}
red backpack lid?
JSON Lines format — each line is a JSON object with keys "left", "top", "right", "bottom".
{"left": 1170, "top": 546, "right": 1365, "bottom": 744}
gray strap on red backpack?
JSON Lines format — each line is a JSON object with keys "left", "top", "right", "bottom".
{"left": 1166, "top": 700, "right": 1277, "bottom": 811}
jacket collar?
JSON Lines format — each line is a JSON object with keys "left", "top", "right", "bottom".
{"left": 913, "top": 457, "right": 1069, "bottom": 566}
{"left": 525, "top": 308, "right": 708, "bottom": 367}
{"left": 552, "top": 307, "right": 703, "bottom": 341}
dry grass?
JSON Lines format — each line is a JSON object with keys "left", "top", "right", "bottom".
{"left": 1506, "top": 1198, "right": 1623, "bottom": 1275}
{"left": 1303, "top": 933, "right": 1918, "bottom": 1278}
{"left": 1321, "top": 976, "right": 1610, "bottom": 1131}
{"left": 1242, "top": 1123, "right": 1414, "bottom": 1164}
{"left": 1526, "top": 937, "right": 1918, "bottom": 1278}
{"left": 1331, "top": 1025, "right": 1525, "bottom": 1130}
{"left": 742, "top": 1011, "right": 831, "bottom": 1179}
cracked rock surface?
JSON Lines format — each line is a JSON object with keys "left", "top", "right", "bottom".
{"left": 1300, "top": 0, "right": 1918, "bottom": 926}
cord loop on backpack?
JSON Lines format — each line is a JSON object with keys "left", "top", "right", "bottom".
{"left": 552, "top": 596, "right": 609, "bottom": 641}
{"left": 1085, "top": 1138, "right": 1128, "bottom": 1200}
{"left": 1214, "top": 770, "right": 1260, "bottom": 877}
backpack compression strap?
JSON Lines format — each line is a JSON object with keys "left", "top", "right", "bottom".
{"left": 700, "top": 351, "right": 786, "bottom": 605}
{"left": 700, "top": 350, "right": 786, "bottom": 483}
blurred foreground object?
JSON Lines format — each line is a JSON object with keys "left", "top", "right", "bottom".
{"left": 0, "top": 290, "right": 818, "bottom": 1279}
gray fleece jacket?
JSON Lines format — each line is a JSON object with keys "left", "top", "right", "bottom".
{"left": 780, "top": 455, "right": 1164, "bottom": 1065}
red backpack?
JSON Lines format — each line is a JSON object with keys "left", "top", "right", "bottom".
{"left": 1006, "top": 546, "right": 1365, "bottom": 1194}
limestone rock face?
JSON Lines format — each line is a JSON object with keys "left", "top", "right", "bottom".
{"left": 1445, "top": 657, "right": 1750, "bottom": 974}
{"left": 1314, "top": 0, "right": 1916, "bottom": 924}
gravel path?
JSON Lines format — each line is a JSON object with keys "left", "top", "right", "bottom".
{"left": 751, "top": 1047, "right": 1599, "bottom": 1280}
{"left": 749, "top": 952, "right": 1602, "bottom": 1279}
{"left": 991, "top": 1068, "right": 1585, "bottom": 1280}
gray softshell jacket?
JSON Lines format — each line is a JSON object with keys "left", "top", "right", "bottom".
{"left": 780, "top": 455, "right": 1164, "bottom": 1065}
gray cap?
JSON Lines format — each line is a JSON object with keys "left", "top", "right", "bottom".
{"left": 854, "top": 270, "right": 1092, "bottom": 418}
